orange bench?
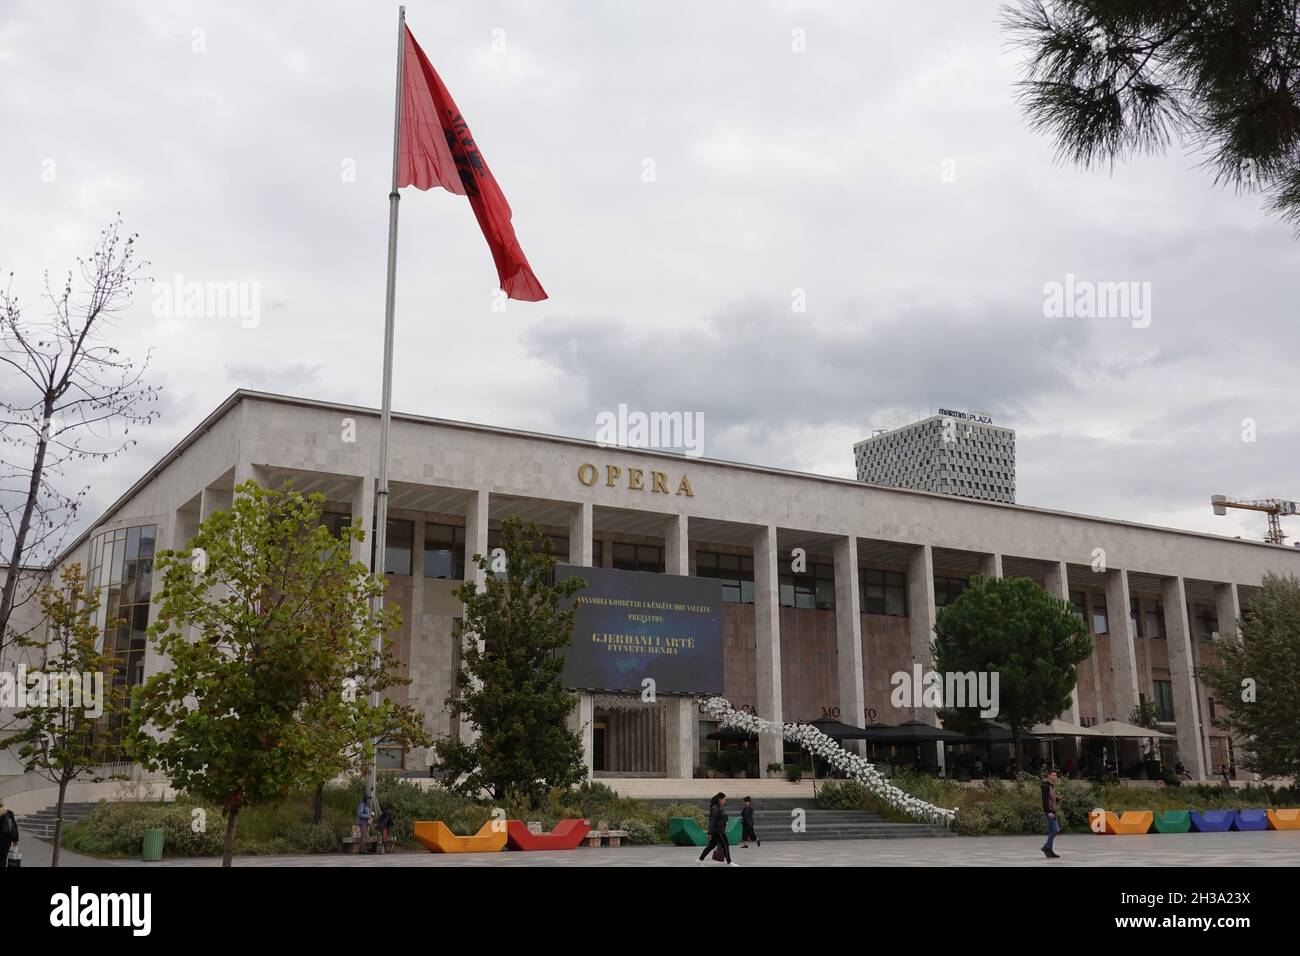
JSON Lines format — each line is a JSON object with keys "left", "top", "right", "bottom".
{"left": 1267, "top": 809, "right": 1300, "bottom": 830}
{"left": 413, "top": 820, "right": 507, "bottom": 853}
{"left": 1090, "top": 810, "right": 1153, "bottom": 835}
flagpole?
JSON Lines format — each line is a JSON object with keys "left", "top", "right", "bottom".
{"left": 370, "top": 3, "right": 406, "bottom": 808}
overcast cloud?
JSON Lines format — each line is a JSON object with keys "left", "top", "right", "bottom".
{"left": 1, "top": 0, "right": 1296, "bottom": 546}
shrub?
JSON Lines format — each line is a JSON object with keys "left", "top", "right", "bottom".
{"left": 784, "top": 764, "right": 803, "bottom": 783}
{"left": 619, "top": 818, "right": 658, "bottom": 845}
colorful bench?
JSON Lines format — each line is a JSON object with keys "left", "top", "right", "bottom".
{"left": 1232, "top": 809, "right": 1269, "bottom": 831}
{"left": 1152, "top": 810, "right": 1191, "bottom": 834}
{"left": 1267, "top": 809, "right": 1300, "bottom": 830}
{"left": 505, "top": 818, "right": 590, "bottom": 851}
{"left": 1090, "top": 810, "right": 1153, "bottom": 835}
{"left": 1189, "top": 810, "right": 1235, "bottom": 832}
{"left": 668, "top": 816, "right": 743, "bottom": 846}
{"left": 413, "top": 820, "right": 507, "bottom": 853}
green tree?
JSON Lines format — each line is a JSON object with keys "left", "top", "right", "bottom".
{"left": 1199, "top": 572, "right": 1300, "bottom": 779}
{"left": 1003, "top": 1, "right": 1300, "bottom": 229}
{"left": 436, "top": 516, "right": 587, "bottom": 806}
{"left": 2, "top": 564, "right": 127, "bottom": 866}
{"left": 126, "top": 481, "right": 421, "bottom": 866}
{"left": 933, "top": 576, "right": 1093, "bottom": 766}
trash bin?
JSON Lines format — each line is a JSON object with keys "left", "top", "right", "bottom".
{"left": 142, "top": 827, "right": 165, "bottom": 862}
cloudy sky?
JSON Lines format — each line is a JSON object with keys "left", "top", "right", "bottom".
{"left": 2, "top": 0, "right": 1296, "bottom": 546}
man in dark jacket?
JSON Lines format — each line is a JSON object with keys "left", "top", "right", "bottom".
{"left": 739, "top": 796, "right": 760, "bottom": 848}
{"left": 0, "top": 799, "right": 18, "bottom": 868}
{"left": 1040, "top": 770, "right": 1060, "bottom": 859}
{"left": 697, "top": 792, "right": 736, "bottom": 865}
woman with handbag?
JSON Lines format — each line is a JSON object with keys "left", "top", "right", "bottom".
{"left": 0, "top": 800, "right": 18, "bottom": 869}
{"left": 696, "top": 792, "right": 737, "bottom": 866}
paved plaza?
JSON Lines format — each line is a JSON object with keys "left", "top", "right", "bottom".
{"left": 21, "top": 831, "right": 1300, "bottom": 868}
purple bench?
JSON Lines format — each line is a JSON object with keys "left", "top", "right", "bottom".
{"left": 1189, "top": 810, "right": 1235, "bottom": 832}
{"left": 1232, "top": 809, "right": 1269, "bottom": 831}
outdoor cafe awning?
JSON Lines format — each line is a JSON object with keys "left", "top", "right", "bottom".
{"left": 1030, "top": 719, "right": 1109, "bottom": 738}
{"left": 1093, "top": 720, "right": 1174, "bottom": 739}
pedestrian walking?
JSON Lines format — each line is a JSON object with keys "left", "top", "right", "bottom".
{"left": 696, "top": 792, "right": 737, "bottom": 866}
{"left": 0, "top": 800, "right": 18, "bottom": 869}
{"left": 1040, "top": 770, "right": 1061, "bottom": 859}
{"left": 739, "top": 796, "right": 760, "bottom": 848}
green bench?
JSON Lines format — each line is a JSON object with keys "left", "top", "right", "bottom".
{"left": 668, "top": 816, "right": 743, "bottom": 847}
{"left": 1152, "top": 810, "right": 1191, "bottom": 833}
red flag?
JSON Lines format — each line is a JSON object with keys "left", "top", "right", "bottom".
{"left": 398, "top": 25, "right": 547, "bottom": 302}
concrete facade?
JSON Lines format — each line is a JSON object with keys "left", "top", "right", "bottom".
{"left": 855, "top": 412, "right": 1016, "bottom": 503}
{"left": 8, "top": 390, "right": 1298, "bottom": 783}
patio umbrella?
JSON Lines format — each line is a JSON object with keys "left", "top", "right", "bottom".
{"left": 806, "top": 717, "right": 874, "bottom": 741}
{"left": 870, "top": 720, "right": 968, "bottom": 744}
{"left": 965, "top": 723, "right": 1039, "bottom": 744}
{"left": 1030, "top": 719, "right": 1106, "bottom": 769}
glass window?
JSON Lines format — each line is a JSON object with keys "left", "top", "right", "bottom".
{"left": 372, "top": 518, "right": 413, "bottom": 575}
{"left": 1154, "top": 680, "right": 1175, "bottom": 721}
{"left": 779, "top": 560, "right": 834, "bottom": 610}
{"left": 612, "top": 543, "right": 664, "bottom": 573}
{"left": 321, "top": 511, "right": 354, "bottom": 539}
{"left": 860, "top": 568, "right": 907, "bottom": 617}
{"left": 1070, "top": 590, "right": 1087, "bottom": 625}
{"left": 1091, "top": 592, "right": 1109, "bottom": 634}
{"left": 934, "top": 576, "right": 968, "bottom": 608}
{"left": 85, "top": 523, "right": 157, "bottom": 693}
{"left": 696, "top": 551, "right": 754, "bottom": 604}
{"left": 423, "top": 523, "right": 465, "bottom": 579}
{"left": 1145, "top": 601, "right": 1165, "bottom": 640}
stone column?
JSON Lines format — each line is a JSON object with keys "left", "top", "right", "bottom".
{"left": 1162, "top": 576, "right": 1207, "bottom": 779}
{"left": 1043, "top": 560, "right": 1080, "bottom": 724}
{"left": 662, "top": 512, "right": 694, "bottom": 778}
{"left": 566, "top": 501, "right": 595, "bottom": 776}
{"left": 905, "top": 544, "right": 937, "bottom": 720}
{"left": 833, "top": 535, "right": 865, "bottom": 751}
{"left": 350, "top": 476, "right": 375, "bottom": 570}
{"left": 753, "top": 524, "right": 783, "bottom": 770}
{"left": 978, "top": 552, "right": 1003, "bottom": 579}
{"left": 234, "top": 461, "right": 268, "bottom": 489}
{"left": 459, "top": 489, "right": 490, "bottom": 746}
{"left": 568, "top": 501, "right": 592, "bottom": 567}
{"left": 906, "top": 544, "right": 943, "bottom": 770}
{"left": 664, "top": 513, "right": 689, "bottom": 576}
{"left": 1106, "top": 568, "right": 1140, "bottom": 723}
{"left": 1209, "top": 582, "right": 1241, "bottom": 774}
{"left": 1213, "top": 583, "right": 1241, "bottom": 639}
{"left": 664, "top": 697, "right": 695, "bottom": 780}
{"left": 566, "top": 692, "right": 594, "bottom": 773}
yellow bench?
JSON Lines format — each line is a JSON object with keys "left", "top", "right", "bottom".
{"left": 413, "top": 820, "right": 508, "bottom": 853}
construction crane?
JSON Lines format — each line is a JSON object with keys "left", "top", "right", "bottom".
{"left": 1211, "top": 495, "right": 1300, "bottom": 544}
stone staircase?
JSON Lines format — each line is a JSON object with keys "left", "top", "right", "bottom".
{"left": 12, "top": 802, "right": 101, "bottom": 840}
{"left": 650, "top": 797, "right": 955, "bottom": 841}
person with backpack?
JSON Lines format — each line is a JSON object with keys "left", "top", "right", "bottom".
{"left": 696, "top": 792, "right": 737, "bottom": 866}
{"left": 0, "top": 800, "right": 18, "bottom": 869}
{"left": 356, "top": 792, "right": 375, "bottom": 854}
